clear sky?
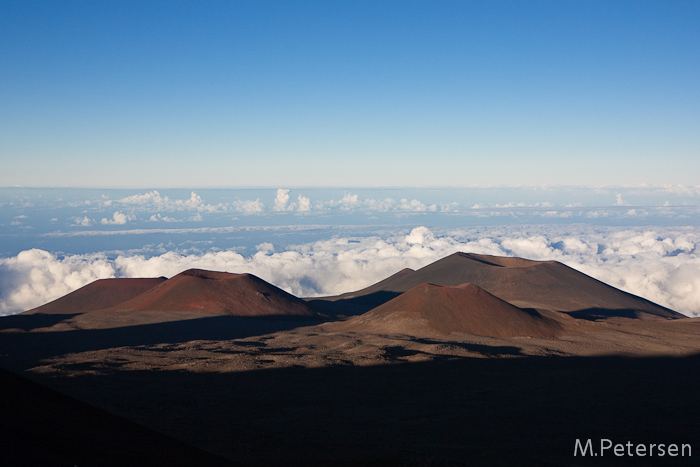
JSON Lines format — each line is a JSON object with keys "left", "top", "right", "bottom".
{"left": 1, "top": 0, "right": 698, "bottom": 188}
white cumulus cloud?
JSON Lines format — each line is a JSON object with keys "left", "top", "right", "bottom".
{"left": 297, "top": 194, "right": 311, "bottom": 212}
{"left": 331, "top": 192, "right": 360, "bottom": 211}
{"left": 274, "top": 189, "right": 291, "bottom": 211}
{"left": 616, "top": 193, "right": 630, "bottom": 206}
{"left": 0, "top": 249, "right": 117, "bottom": 315}
{"left": 100, "top": 211, "right": 130, "bottom": 225}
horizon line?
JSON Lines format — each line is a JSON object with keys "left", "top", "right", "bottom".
{"left": 3, "top": 183, "right": 697, "bottom": 190}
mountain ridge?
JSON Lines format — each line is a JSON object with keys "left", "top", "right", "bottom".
{"left": 308, "top": 252, "right": 681, "bottom": 320}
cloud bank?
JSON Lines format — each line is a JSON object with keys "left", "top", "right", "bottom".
{"left": 2, "top": 226, "right": 700, "bottom": 317}
{"left": 9, "top": 187, "right": 699, "bottom": 234}
{"left": 118, "top": 191, "right": 221, "bottom": 213}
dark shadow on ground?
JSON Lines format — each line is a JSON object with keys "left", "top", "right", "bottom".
{"left": 396, "top": 335, "right": 525, "bottom": 356}
{"left": 306, "top": 296, "right": 680, "bottom": 324}
{"left": 566, "top": 308, "right": 672, "bottom": 320}
{"left": 8, "top": 352, "right": 700, "bottom": 466}
{"left": 2, "top": 311, "right": 699, "bottom": 466}
{"left": 0, "top": 312, "right": 80, "bottom": 331}
{"left": 0, "top": 315, "right": 325, "bottom": 369}
{"left": 0, "top": 367, "right": 237, "bottom": 467}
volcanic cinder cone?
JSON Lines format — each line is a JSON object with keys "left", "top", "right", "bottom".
{"left": 342, "top": 282, "right": 562, "bottom": 338}
{"left": 312, "top": 252, "right": 681, "bottom": 319}
{"left": 109, "top": 269, "right": 317, "bottom": 317}
{"left": 25, "top": 277, "right": 167, "bottom": 315}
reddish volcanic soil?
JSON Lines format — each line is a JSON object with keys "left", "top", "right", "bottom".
{"left": 109, "top": 269, "right": 317, "bottom": 317}
{"left": 310, "top": 252, "right": 681, "bottom": 319}
{"left": 341, "top": 282, "right": 562, "bottom": 338}
{"left": 25, "top": 277, "right": 167, "bottom": 315}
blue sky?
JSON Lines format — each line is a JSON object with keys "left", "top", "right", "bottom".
{"left": 1, "top": 0, "right": 698, "bottom": 187}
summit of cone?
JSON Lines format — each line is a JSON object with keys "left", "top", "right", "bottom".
{"left": 107, "top": 268, "right": 317, "bottom": 317}
{"left": 340, "top": 282, "right": 562, "bottom": 338}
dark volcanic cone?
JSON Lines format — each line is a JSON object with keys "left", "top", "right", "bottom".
{"left": 310, "top": 252, "right": 682, "bottom": 319}
{"left": 109, "top": 269, "right": 317, "bottom": 317}
{"left": 341, "top": 282, "right": 562, "bottom": 338}
{"left": 25, "top": 277, "right": 167, "bottom": 315}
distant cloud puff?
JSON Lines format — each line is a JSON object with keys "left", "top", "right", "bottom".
{"left": 118, "top": 191, "right": 221, "bottom": 213}
{"left": 270, "top": 189, "right": 312, "bottom": 212}
{"left": 256, "top": 242, "right": 275, "bottom": 254}
{"left": 297, "top": 194, "right": 311, "bottom": 212}
{"left": 118, "top": 190, "right": 168, "bottom": 206}
{"left": 100, "top": 211, "right": 130, "bottom": 225}
{"left": 405, "top": 226, "right": 435, "bottom": 245}
{"left": 71, "top": 216, "right": 93, "bottom": 227}
{"left": 331, "top": 192, "right": 360, "bottom": 211}
{"left": 231, "top": 199, "right": 265, "bottom": 214}
{"left": 398, "top": 198, "right": 435, "bottom": 212}
{"left": 616, "top": 193, "right": 630, "bottom": 206}
{"left": 274, "top": 189, "right": 291, "bottom": 211}
{"left": 149, "top": 214, "right": 179, "bottom": 222}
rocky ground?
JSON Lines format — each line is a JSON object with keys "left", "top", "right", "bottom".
{"left": 2, "top": 311, "right": 700, "bottom": 466}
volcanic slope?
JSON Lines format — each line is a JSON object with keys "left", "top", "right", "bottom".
{"left": 25, "top": 277, "right": 167, "bottom": 315}
{"left": 108, "top": 269, "right": 317, "bottom": 317}
{"left": 340, "top": 282, "right": 562, "bottom": 338}
{"left": 309, "top": 252, "right": 682, "bottom": 319}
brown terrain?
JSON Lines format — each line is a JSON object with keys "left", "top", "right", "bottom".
{"left": 25, "top": 276, "right": 167, "bottom": 315}
{"left": 103, "top": 268, "right": 318, "bottom": 317}
{"left": 1, "top": 252, "right": 700, "bottom": 466}
{"left": 308, "top": 252, "right": 681, "bottom": 319}
{"left": 339, "top": 282, "right": 562, "bottom": 338}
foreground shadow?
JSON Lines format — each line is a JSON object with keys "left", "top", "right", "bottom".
{"left": 396, "top": 335, "right": 524, "bottom": 356}
{"left": 9, "top": 352, "right": 700, "bottom": 466}
{"left": 567, "top": 308, "right": 671, "bottom": 320}
{"left": 0, "top": 315, "right": 324, "bottom": 367}
{"left": 0, "top": 367, "right": 236, "bottom": 467}
{"left": 0, "top": 312, "right": 80, "bottom": 332}
{"left": 2, "top": 310, "right": 699, "bottom": 466}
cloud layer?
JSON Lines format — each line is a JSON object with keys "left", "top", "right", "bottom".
{"left": 86, "top": 187, "right": 700, "bottom": 227}
{"left": 5, "top": 187, "right": 700, "bottom": 240}
{"left": 2, "top": 226, "right": 699, "bottom": 317}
